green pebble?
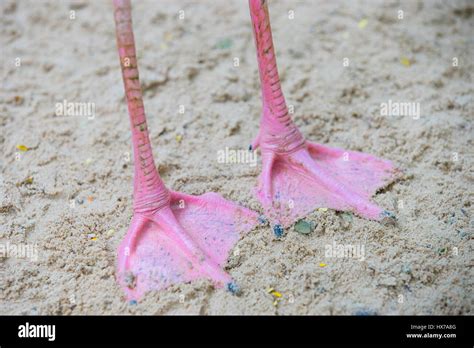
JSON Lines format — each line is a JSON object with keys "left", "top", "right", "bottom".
{"left": 342, "top": 212, "right": 353, "bottom": 222}
{"left": 294, "top": 220, "right": 315, "bottom": 235}
{"left": 216, "top": 38, "right": 233, "bottom": 49}
{"left": 401, "top": 264, "right": 411, "bottom": 274}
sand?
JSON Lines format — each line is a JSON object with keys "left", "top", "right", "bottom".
{"left": 0, "top": 0, "right": 472, "bottom": 315}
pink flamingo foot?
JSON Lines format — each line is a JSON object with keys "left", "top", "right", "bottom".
{"left": 248, "top": 0, "right": 400, "bottom": 235}
{"left": 255, "top": 141, "right": 400, "bottom": 233}
{"left": 117, "top": 194, "right": 257, "bottom": 301}
{"left": 113, "top": 0, "right": 257, "bottom": 301}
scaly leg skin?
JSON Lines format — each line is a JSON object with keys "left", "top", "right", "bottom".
{"left": 248, "top": 0, "right": 400, "bottom": 235}
{"left": 113, "top": 0, "right": 258, "bottom": 301}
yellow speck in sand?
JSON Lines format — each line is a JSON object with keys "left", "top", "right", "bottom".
{"left": 16, "top": 177, "right": 34, "bottom": 187}
{"left": 16, "top": 144, "right": 29, "bottom": 152}
{"left": 319, "top": 263, "right": 327, "bottom": 267}
{"left": 175, "top": 134, "right": 183, "bottom": 143}
{"left": 268, "top": 288, "right": 282, "bottom": 306}
{"left": 358, "top": 18, "right": 368, "bottom": 29}
{"left": 107, "top": 229, "right": 115, "bottom": 237}
{"left": 85, "top": 158, "right": 93, "bottom": 165}
{"left": 318, "top": 207, "right": 328, "bottom": 212}
{"left": 401, "top": 57, "right": 411, "bottom": 67}
{"left": 87, "top": 233, "right": 96, "bottom": 240}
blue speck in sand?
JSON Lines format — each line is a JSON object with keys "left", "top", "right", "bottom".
{"left": 381, "top": 210, "right": 396, "bottom": 219}
{"left": 227, "top": 282, "right": 240, "bottom": 295}
{"left": 129, "top": 300, "right": 137, "bottom": 305}
{"left": 273, "top": 224, "right": 284, "bottom": 238}
{"left": 258, "top": 215, "right": 267, "bottom": 224}
{"left": 354, "top": 309, "right": 377, "bottom": 316}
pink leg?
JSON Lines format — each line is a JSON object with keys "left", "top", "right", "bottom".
{"left": 113, "top": 0, "right": 258, "bottom": 301}
{"left": 248, "top": 0, "right": 399, "bottom": 235}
